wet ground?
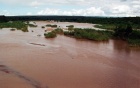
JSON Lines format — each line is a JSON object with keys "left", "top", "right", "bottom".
{"left": 0, "top": 21, "right": 140, "bottom": 88}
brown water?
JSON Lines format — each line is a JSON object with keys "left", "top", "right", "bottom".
{"left": 0, "top": 21, "right": 140, "bottom": 88}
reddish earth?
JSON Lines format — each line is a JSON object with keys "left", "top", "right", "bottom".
{"left": 0, "top": 21, "right": 140, "bottom": 88}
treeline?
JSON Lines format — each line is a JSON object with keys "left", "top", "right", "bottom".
{"left": 0, "top": 15, "right": 140, "bottom": 25}
{"left": 0, "top": 15, "right": 8, "bottom": 22}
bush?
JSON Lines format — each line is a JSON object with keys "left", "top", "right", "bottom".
{"left": 66, "top": 25, "right": 74, "bottom": 27}
{"left": 0, "top": 21, "right": 28, "bottom": 32}
{"left": 51, "top": 25, "right": 57, "bottom": 27}
{"left": 46, "top": 24, "right": 52, "bottom": 27}
{"left": 21, "top": 26, "right": 28, "bottom": 32}
{"left": 44, "top": 31, "right": 57, "bottom": 38}
{"left": 28, "top": 24, "right": 37, "bottom": 27}
{"left": 127, "top": 30, "right": 140, "bottom": 46}
{"left": 128, "top": 39, "right": 140, "bottom": 47}
{"left": 128, "top": 30, "right": 140, "bottom": 39}
{"left": 64, "top": 28, "right": 112, "bottom": 41}
{"left": 10, "top": 28, "right": 16, "bottom": 31}
{"left": 64, "top": 31, "right": 75, "bottom": 36}
{"left": 113, "top": 23, "right": 132, "bottom": 39}
{"left": 46, "top": 24, "right": 57, "bottom": 27}
{"left": 94, "top": 24, "right": 116, "bottom": 30}
{"left": 42, "top": 26, "right": 45, "bottom": 28}
{"left": 54, "top": 28, "right": 63, "bottom": 34}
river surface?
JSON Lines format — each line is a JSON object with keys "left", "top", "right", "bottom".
{"left": 0, "top": 21, "right": 140, "bottom": 88}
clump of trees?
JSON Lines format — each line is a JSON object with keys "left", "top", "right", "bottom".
{"left": 28, "top": 24, "right": 37, "bottom": 27}
{"left": 113, "top": 23, "right": 140, "bottom": 47}
{"left": 64, "top": 28, "right": 112, "bottom": 41}
{"left": 44, "top": 31, "right": 57, "bottom": 38}
{"left": 66, "top": 25, "right": 74, "bottom": 27}
{"left": 114, "top": 23, "right": 132, "bottom": 39}
{"left": 10, "top": 28, "right": 16, "bottom": 31}
{"left": 127, "top": 30, "right": 140, "bottom": 46}
{"left": 0, "top": 21, "right": 28, "bottom": 32}
{"left": 46, "top": 24, "right": 57, "bottom": 27}
{"left": 42, "top": 26, "right": 45, "bottom": 28}
{"left": 54, "top": 28, "right": 63, "bottom": 34}
{"left": 51, "top": 25, "right": 57, "bottom": 28}
{"left": 46, "top": 24, "right": 52, "bottom": 27}
{"left": 66, "top": 25, "right": 74, "bottom": 31}
{"left": 94, "top": 24, "right": 116, "bottom": 30}
{"left": 44, "top": 28, "right": 64, "bottom": 38}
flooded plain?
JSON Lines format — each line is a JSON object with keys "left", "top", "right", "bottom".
{"left": 0, "top": 21, "right": 140, "bottom": 88}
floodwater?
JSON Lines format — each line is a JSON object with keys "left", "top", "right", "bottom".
{"left": 0, "top": 21, "right": 140, "bottom": 88}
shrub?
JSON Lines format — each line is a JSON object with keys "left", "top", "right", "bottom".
{"left": 10, "top": 28, "right": 16, "bottom": 31}
{"left": 21, "top": 26, "right": 28, "bottom": 32}
{"left": 44, "top": 31, "right": 57, "bottom": 38}
{"left": 28, "top": 24, "right": 37, "bottom": 27}
{"left": 42, "top": 26, "right": 45, "bottom": 28}
{"left": 0, "top": 21, "right": 28, "bottom": 32}
{"left": 51, "top": 25, "right": 57, "bottom": 27}
{"left": 66, "top": 25, "right": 74, "bottom": 27}
{"left": 54, "top": 28, "right": 63, "bottom": 34}
{"left": 64, "top": 28, "right": 112, "bottom": 41}
{"left": 46, "top": 24, "right": 52, "bottom": 27}
{"left": 46, "top": 24, "right": 57, "bottom": 27}
{"left": 128, "top": 39, "right": 140, "bottom": 47}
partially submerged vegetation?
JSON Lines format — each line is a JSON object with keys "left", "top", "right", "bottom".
{"left": 66, "top": 25, "right": 74, "bottom": 28}
{"left": 53, "top": 28, "right": 63, "bottom": 34}
{"left": 94, "top": 24, "right": 116, "bottom": 30}
{"left": 113, "top": 23, "right": 140, "bottom": 47}
{"left": 0, "top": 21, "right": 28, "bottom": 32}
{"left": 44, "top": 28, "right": 63, "bottom": 38}
{"left": 28, "top": 24, "right": 37, "bottom": 27}
{"left": 64, "top": 28, "right": 112, "bottom": 41}
{"left": 0, "top": 16, "right": 140, "bottom": 47}
{"left": 94, "top": 22, "right": 140, "bottom": 47}
{"left": 42, "top": 26, "right": 45, "bottom": 28}
{"left": 46, "top": 24, "right": 57, "bottom": 27}
{"left": 10, "top": 28, "right": 16, "bottom": 31}
{"left": 44, "top": 31, "right": 57, "bottom": 38}
{"left": 127, "top": 30, "right": 140, "bottom": 47}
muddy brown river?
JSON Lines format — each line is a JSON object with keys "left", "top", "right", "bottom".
{"left": 0, "top": 21, "right": 140, "bottom": 88}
